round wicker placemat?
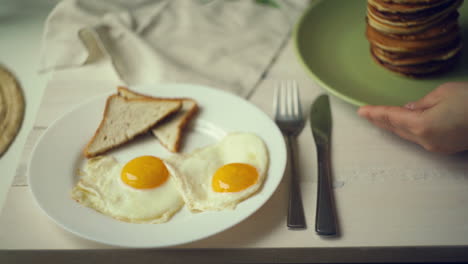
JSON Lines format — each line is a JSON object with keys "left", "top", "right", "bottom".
{"left": 0, "top": 65, "right": 25, "bottom": 157}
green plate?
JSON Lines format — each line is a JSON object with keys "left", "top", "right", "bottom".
{"left": 294, "top": 0, "right": 468, "bottom": 106}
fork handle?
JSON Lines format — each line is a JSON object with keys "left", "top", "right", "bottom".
{"left": 285, "top": 135, "right": 306, "bottom": 229}
{"left": 315, "top": 143, "right": 337, "bottom": 236}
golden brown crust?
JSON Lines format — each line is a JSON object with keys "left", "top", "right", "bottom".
{"left": 170, "top": 100, "right": 198, "bottom": 152}
{"left": 83, "top": 95, "right": 115, "bottom": 158}
{"left": 369, "top": 0, "right": 454, "bottom": 13}
{"left": 377, "top": 12, "right": 459, "bottom": 39}
{"left": 371, "top": 39, "right": 462, "bottom": 65}
{"left": 379, "top": 0, "right": 456, "bottom": 5}
{"left": 366, "top": 0, "right": 462, "bottom": 28}
{"left": 117, "top": 86, "right": 188, "bottom": 103}
{"left": 367, "top": 8, "right": 454, "bottom": 34}
{"left": 365, "top": 21, "right": 460, "bottom": 52}
{"left": 370, "top": 46, "right": 461, "bottom": 77}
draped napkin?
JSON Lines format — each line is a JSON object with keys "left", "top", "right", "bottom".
{"left": 39, "top": 0, "right": 310, "bottom": 97}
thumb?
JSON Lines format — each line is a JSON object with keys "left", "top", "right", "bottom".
{"left": 405, "top": 88, "right": 443, "bottom": 111}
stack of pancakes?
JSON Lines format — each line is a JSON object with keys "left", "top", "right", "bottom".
{"left": 366, "top": 0, "right": 464, "bottom": 77}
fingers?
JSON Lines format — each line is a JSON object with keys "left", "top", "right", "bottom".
{"left": 405, "top": 84, "right": 446, "bottom": 110}
{"left": 358, "top": 105, "right": 420, "bottom": 143}
{"left": 357, "top": 82, "right": 468, "bottom": 154}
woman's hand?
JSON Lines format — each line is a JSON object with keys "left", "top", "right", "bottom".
{"left": 358, "top": 82, "right": 468, "bottom": 154}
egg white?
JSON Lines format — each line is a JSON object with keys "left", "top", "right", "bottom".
{"left": 71, "top": 156, "right": 184, "bottom": 224}
{"left": 165, "top": 132, "right": 269, "bottom": 211}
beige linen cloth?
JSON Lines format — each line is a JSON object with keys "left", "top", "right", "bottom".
{"left": 39, "top": 0, "right": 310, "bottom": 97}
{"left": 12, "top": 0, "right": 310, "bottom": 185}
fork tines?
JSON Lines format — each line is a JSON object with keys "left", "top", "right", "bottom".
{"left": 274, "top": 81, "right": 303, "bottom": 121}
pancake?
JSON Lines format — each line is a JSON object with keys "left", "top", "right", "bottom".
{"left": 365, "top": 0, "right": 464, "bottom": 78}
{"left": 366, "top": 21, "right": 460, "bottom": 52}
{"left": 367, "top": 0, "right": 462, "bottom": 27}
{"left": 380, "top": 0, "right": 455, "bottom": 4}
{"left": 371, "top": 40, "right": 462, "bottom": 66}
{"left": 370, "top": 47, "right": 461, "bottom": 77}
{"left": 370, "top": 12, "right": 459, "bottom": 39}
{"left": 371, "top": 50, "right": 461, "bottom": 77}
{"left": 369, "top": 0, "right": 453, "bottom": 13}
{"left": 367, "top": 8, "right": 453, "bottom": 34}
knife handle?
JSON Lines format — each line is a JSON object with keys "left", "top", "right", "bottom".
{"left": 315, "top": 144, "right": 337, "bottom": 236}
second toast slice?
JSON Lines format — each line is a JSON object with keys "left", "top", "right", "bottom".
{"left": 117, "top": 86, "right": 198, "bottom": 152}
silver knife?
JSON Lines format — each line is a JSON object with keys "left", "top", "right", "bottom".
{"left": 310, "top": 94, "right": 338, "bottom": 236}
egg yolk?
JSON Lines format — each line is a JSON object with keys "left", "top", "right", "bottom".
{"left": 121, "top": 156, "right": 169, "bottom": 189}
{"left": 212, "top": 163, "right": 258, "bottom": 193}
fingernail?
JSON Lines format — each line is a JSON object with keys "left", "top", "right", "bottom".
{"left": 404, "top": 102, "right": 415, "bottom": 110}
{"left": 357, "top": 107, "right": 366, "bottom": 116}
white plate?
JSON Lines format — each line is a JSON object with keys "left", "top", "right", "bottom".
{"left": 29, "top": 83, "right": 287, "bottom": 248}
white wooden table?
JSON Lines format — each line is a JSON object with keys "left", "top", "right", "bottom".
{"left": 1, "top": 1, "right": 468, "bottom": 263}
{"left": 0, "top": 0, "right": 53, "bottom": 212}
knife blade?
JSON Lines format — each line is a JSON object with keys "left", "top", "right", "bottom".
{"left": 310, "top": 94, "right": 337, "bottom": 236}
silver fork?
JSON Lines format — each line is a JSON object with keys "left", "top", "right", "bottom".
{"left": 274, "top": 80, "right": 306, "bottom": 229}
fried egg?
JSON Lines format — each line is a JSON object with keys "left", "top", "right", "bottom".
{"left": 165, "top": 132, "right": 269, "bottom": 211}
{"left": 71, "top": 155, "right": 184, "bottom": 224}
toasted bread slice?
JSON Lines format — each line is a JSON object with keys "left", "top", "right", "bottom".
{"left": 83, "top": 94, "right": 182, "bottom": 158}
{"left": 117, "top": 86, "right": 198, "bottom": 152}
